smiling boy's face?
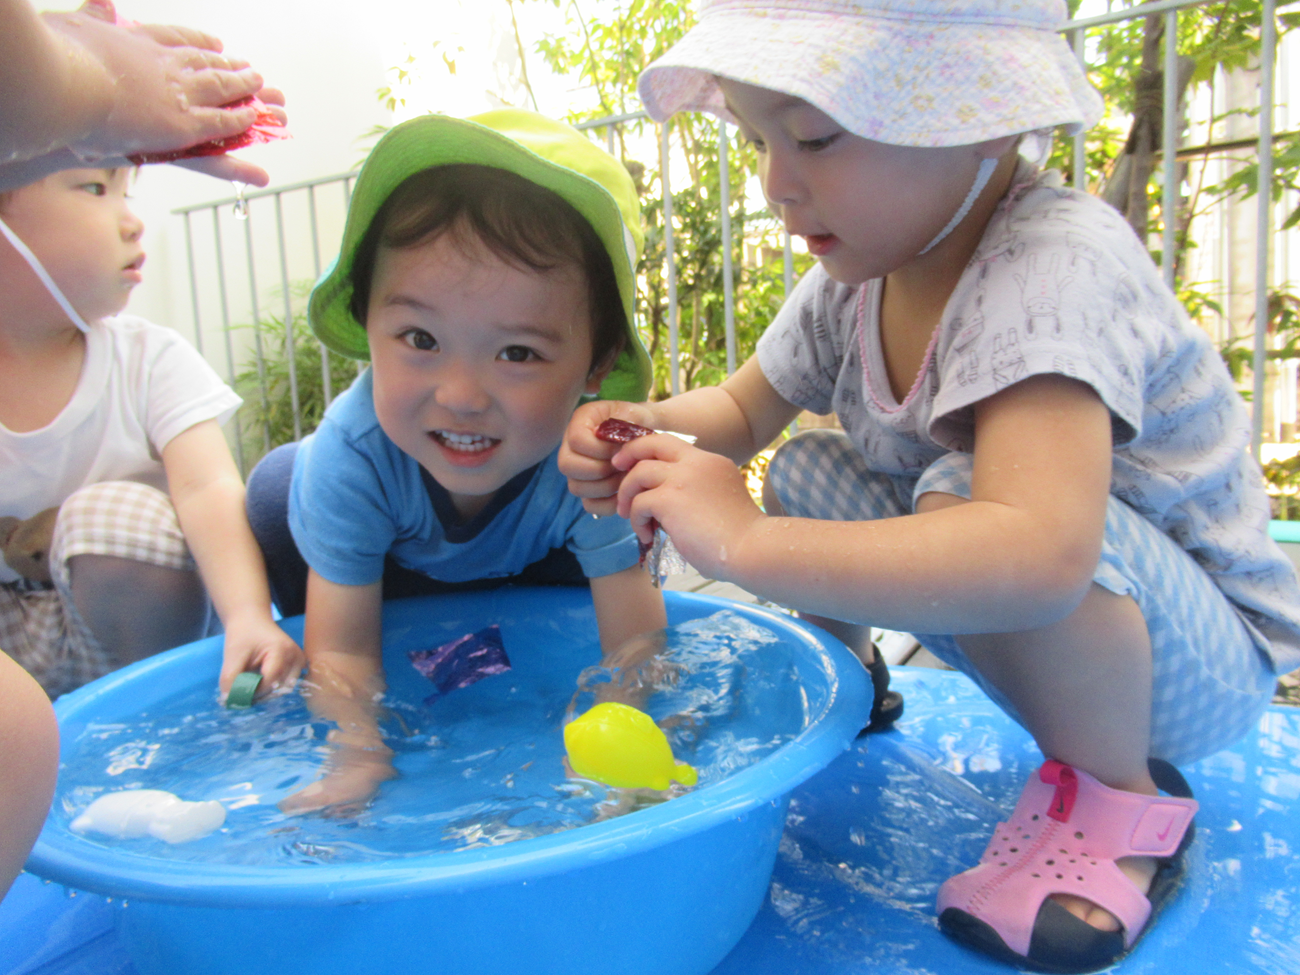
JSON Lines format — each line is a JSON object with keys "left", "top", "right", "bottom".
{"left": 0, "top": 168, "right": 145, "bottom": 324}
{"left": 367, "top": 231, "right": 606, "bottom": 521}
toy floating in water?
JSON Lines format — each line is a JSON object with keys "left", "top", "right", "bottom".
{"left": 564, "top": 702, "right": 697, "bottom": 791}
{"left": 409, "top": 625, "right": 511, "bottom": 702}
{"left": 71, "top": 789, "right": 226, "bottom": 844}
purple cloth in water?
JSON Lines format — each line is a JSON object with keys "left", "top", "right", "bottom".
{"left": 408, "top": 625, "right": 511, "bottom": 701}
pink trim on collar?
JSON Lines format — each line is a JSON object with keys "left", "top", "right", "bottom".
{"left": 855, "top": 282, "right": 941, "bottom": 415}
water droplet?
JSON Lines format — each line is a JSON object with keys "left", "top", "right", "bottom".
{"left": 231, "top": 183, "right": 248, "bottom": 221}
{"left": 848, "top": 826, "right": 867, "bottom": 846}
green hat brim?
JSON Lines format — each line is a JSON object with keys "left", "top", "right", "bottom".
{"left": 308, "top": 112, "right": 651, "bottom": 402}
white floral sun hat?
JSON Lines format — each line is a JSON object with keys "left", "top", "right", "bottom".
{"left": 638, "top": 0, "right": 1103, "bottom": 147}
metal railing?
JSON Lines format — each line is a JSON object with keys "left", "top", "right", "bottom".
{"left": 175, "top": 0, "right": 1283, "bottom": 471}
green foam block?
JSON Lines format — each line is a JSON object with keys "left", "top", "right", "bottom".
{"left": 226, "top": 672, "right": 262, "bottom": 709}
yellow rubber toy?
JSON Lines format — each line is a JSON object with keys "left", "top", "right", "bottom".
{"left": 564, "top": 702, "right": 698, "bottom": 791}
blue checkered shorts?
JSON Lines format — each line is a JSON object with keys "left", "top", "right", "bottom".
{"left": 767, "top": 429, "right": 1277, "bottom": 766}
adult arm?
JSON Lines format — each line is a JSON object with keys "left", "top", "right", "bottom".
{"left": 278, "top": 571, "right": 394, "bottom": 815}
{"left": 161, "top": 419, "right": 304, "bottom": 695}
{"left": 0, "top": 0, "right": 278, "bottom": 188}
{"left": 614, "top": 374, "right": 1113, "bottom": 635}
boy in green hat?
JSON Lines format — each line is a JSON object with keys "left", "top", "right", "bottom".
{"left": 246, "top": 109, "right": 665, "bottom": 815}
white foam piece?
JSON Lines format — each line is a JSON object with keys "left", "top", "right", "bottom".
{"left": 71, "top": 789, "right": 226, "bottom": 844}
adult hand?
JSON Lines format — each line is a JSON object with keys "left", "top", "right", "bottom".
{"left": 43, "top": 1, "right": 267, "bottom": 163}
{"left": 167, "top": 86, "right": 287, "bottom": 187}
{"left": 558, "top": 399, "right": 659, "bottom": 517}
{"left": 611, "top": 435, "right": 765, "bottom": 580}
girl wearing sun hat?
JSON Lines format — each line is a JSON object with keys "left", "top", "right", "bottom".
{"left": 559, "top": 2, "right": 1300, "bottom": 971}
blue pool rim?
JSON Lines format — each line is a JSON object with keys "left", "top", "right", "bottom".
{"left": 28, "top": 590, "right": 869, "bottom": 909}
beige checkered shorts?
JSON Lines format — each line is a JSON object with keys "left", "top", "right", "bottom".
{"left": 0, "top": 481, "right": 193, "bottom": 698}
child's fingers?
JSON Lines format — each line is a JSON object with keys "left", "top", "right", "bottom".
{"left": 617, "top": 458, "right": 674, "bottom": 538}
{"left": 582, "top": 495, "right": 621, "bottom": 518}
{"left": 565, "top": 469, "right": 626, "bottom": 503}
{"left": 610, "top": 432, "right": 691, "bottom": 471}
{"left": 254, "top": 635, "right": 305, "bottom": 689}
{"left": 259, "top": 647, "right": 305, "bottom": 696}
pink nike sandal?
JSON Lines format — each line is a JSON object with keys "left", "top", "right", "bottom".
{"left": 937, "top": 758, "right": 1198, "bottom": 973}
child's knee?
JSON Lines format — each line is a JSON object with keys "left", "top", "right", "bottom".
{"left": 52, "top": 481, "right": 189, "bottom": 585}
{"left": 915, "top": 490, "right": 967, "bottom": 515}
{"left": 245, "top": 442, "right": 298, "bottom": 540}
{"left": 763, "top": 428, "right": 860, "bottom": 518}
{"left": 760, "top": 473, "right": 785, "bottom": 515}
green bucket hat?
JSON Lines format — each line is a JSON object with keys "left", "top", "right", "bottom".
{"left": 308, "top": 109, "right": 652, "bottom": 402}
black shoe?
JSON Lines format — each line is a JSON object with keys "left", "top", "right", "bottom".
{"left": 860, "top": 650, "right": 903, "bottom": 734}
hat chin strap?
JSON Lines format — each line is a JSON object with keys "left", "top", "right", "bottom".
{"left": 0, "top": 215, "right": 92, "bottom": 333}
{"left": 916, "top": 156, "right": 999, "bottom": 257}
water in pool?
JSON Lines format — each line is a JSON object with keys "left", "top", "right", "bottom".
{"left": 55, "top": 611, "right": 807, "bottom": 866}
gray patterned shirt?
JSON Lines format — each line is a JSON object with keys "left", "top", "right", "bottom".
{"left": 758, "top": 162, "right": 1300, "bottom": 673}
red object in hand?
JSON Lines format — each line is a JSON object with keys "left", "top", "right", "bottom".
{"left": 594, "top": 418, "right": 658, "bottom": 564}
{"left": 127, "top": 96, "right": 287, "bottom": 165}
{"left": 594, "top": 418, "right": 656, "bottom": 444}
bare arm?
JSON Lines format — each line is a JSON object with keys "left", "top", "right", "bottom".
{"left": 615, "top": 374, "right": 1112, "bottom": 635}
{"left": 0, "top": 0, "right": 278, "bottom": 187}
{"left": 590, "top": 563, "right": 668, "bottom": 654}
{"left": 278, "top": 571, "right": 394, "bottom": 815}
{"left": 161, "top": 420, "right": 304, "bottom": 695}
{"left": 0, "top": 650, "right": 58, "bottom": 901}
{"left": 0, "top": 0, "right": 114, "bottom": 165}
{"left": 587, "top": 564, "right": 669, "bottom": 709}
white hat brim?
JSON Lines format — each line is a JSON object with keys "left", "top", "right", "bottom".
{"left": 639, "top": 6, "right": 1103, "bottom": 147}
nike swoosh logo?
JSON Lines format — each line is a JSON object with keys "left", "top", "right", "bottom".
{"left": 1156, "top": 817, "right": 1176, "bottom": 842}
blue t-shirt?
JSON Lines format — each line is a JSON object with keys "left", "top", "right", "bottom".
{"left": 289, "top": 370, "right": 640, "bottom": 587}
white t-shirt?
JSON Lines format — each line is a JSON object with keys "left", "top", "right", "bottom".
{"left": 758, "top": 162, "right": 1300, "bottom": 674}
{"left": 0, "top": 314, "right": 241, "bottom": 584}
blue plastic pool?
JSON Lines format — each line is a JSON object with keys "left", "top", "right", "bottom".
{"left": 7, "top": 666, "right": 1300, "bottom": 974}
{"left": 24, "top": 588, "right": 869, "bottom": 975}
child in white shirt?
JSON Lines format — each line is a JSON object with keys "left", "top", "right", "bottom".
{"left": 0, "top": 167, "right": 302, "bottom": 699}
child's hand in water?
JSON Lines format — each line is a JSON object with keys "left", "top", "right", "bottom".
{"left": 279, "top": 653, "right": 393, "bottom": 815}
{"left": 610, "top": 435, "right": 764, "bottom": 581}
{"left": 559, "top": 400, "right": 660, "bottom": 517}
{"left": 592, "top": 630, "right": 679, "bottom": 710}
{"left": 278, "top": 738, "right": 397, "bottom": 816}
{"left": 218, "top": 615, "right": 305, "bottom": 702}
